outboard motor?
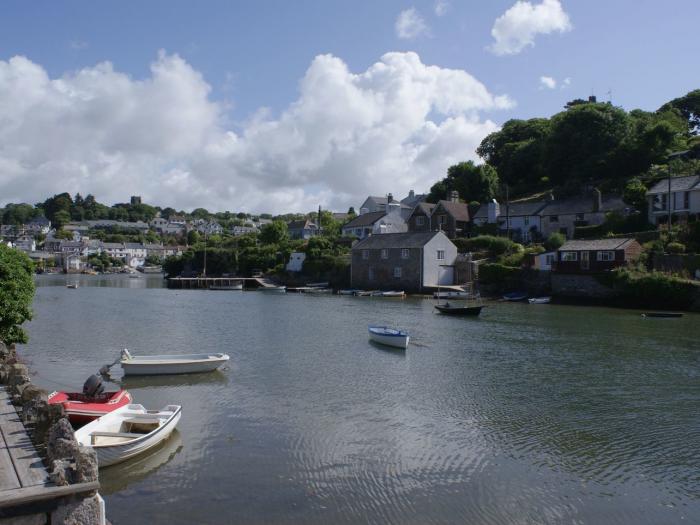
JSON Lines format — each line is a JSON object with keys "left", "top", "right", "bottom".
{"left": 83, "top": 374, "right": 104, "bottom": 398}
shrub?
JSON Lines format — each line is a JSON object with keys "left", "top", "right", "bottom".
{"left": 543, "top": 232, "right": 566, "bottom": 252}
{"left": 667, "top": 242, "right": 686, "bottom": 254}
{"left": 608, "top": 268, "right": 698, "bottom": 310}
{"left": 478, "top": 263, "right": 521, "bottom": 284}
{"left": 454, "top": 235, "right": 518, "bottom": 257}
{"left": 0, "top": 245, "right": 35, "bottom": 344}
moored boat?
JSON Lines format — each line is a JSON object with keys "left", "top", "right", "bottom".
{"left": 433, "top": 291, "right": 468, "bottom": 299}
{"left": 434, "top": 303, "right": 483, "bottom": 316}
{"left": 528, "top": 296, "right": 551, "bottom": 304}
{"left": 75, "top": 403, "right": 181, "bottom": 467}
{"left": 368, "top": 326, "right": 410, "bottom": 349}
{"left": 258, "top": 285, "right": 287, "bottom": 293}
{"left": 48, "top": 375, "right": 133, "bottom": 425}
{"left": 338, "top": 289, "right": 360, "bottom": 295}
{"left": 371, "top": 290, "right": 406, "bottom": 298}
{"left": 119, "top": 349, "right": 229, "bottom": 376}
{"left": 641, "top": 312, "right": 684, "bottom": 318}
{"left": 66, "top": 283, "right": 79, "bottom": 289}
{"left": 210, "top": 283, "right": 243, "bottom": 290}
{"left": 503, "top": 291, "right": 528, "bottom": 302}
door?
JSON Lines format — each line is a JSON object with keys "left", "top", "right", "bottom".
{"left": 439, "top": 266, "right": 454, "bottom": 285}
{"left": 581, "top": 251, "right": 589, "bottom": 270}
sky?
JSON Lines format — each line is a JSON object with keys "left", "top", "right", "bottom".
{"left": 0, "top": 0, "right": 698, "bottom": 214}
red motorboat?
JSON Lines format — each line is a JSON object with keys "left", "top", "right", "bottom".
{"left": 48, "top": 375, "right": 133, "bottom": 425}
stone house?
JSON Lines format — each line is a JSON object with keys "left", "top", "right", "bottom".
{"left": 553, "top": 238, "right": 642, "bottom": 274}
{"left": 538, "top": 191, "right": 627, "bottom": 239}
{"left": 287, "top": 219, "right": 319, "bottom": 240}
{"left": 429, "top": 192, "right": 470, "bottom": 239}
{"left": 406, "top": 202, "right": 435, "bottom": 232}
{"left": 350, "top": 231, "right": 458, "bottom": 292}
{"left": 358, "top": 194, "right": 413, "bottom": 219}
{"left": 646, "top": 174, "right": 700, "bottom": 226}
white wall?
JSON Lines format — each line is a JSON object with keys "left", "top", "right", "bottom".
{"left": 422, "top": 233, "right": 458, "bottom": 287}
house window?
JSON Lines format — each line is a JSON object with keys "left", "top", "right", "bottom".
{"left": 393, "top": 267, "right": 402, "bottom": 278}
{"left": 545, "top": 254, "right": 555, "bottom": 265}
{"left": 381, "top": 249, "right": 389, "bottom": 259}
{"left": 416, "top": 216, "right": 425, "bottom": 226}
{"left": 597, "top": 251, "right": 615, "bottom": 262}
{"left": 368, "top": 267, "right": 374, "bottom": 280}
{"left": 561, "top": 251, "right": 577, "bottom": 262}
{"left": 401, "top": 248, "right": 410, "bottom": 259}
{"left": 362, "top": 250, "right": 369, "bottom": 260}
{"left": 684, "top": 191, "right": 690, "bottom": 210}
{"left": 524, "top": 216, "right": 530, "bottom": 226}
{"left": 437, "top": 250, "right": 445, "bottom": 260}
{"left": 549, "top": 215, "right": 559, "bottom": 223}
{"left": 576, "top": 213, "right": 585, "bottom": 221}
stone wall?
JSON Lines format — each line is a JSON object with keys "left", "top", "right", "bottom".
{"left": 0, "top": 341, "right": 104, "bottom": 525}
{"left": 551, "top": 273, "right": 617, "bottom": 299}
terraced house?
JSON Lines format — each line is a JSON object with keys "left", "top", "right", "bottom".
{"left": 646, "top": 174, "right": 700, "bottom": 225}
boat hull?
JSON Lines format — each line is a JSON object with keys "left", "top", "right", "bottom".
{"left": 121, "top": 353, "right": 229, "bottom": 376}
{"left": 434, "top": 305, "right": 483, "bottom": 316}
{"left": 528, "top": 297, "right": 551, "bottom": 304}
{"left": 48, "top": 390, "right": 133, "bottom": 424}
{"left": 642, "top": 312, "right": 683, "bottom": 318}
{"left": 258, "top": 286, "right": 286, "bottom": 293}
{"left": 368, "top": 327, "right": 409, "bottom": 349}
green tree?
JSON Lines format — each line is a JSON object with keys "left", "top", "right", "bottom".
{"left": 1, "top": 204, "right": 40, "bottom": 225}
{"left": 187, "top": 230, "right": 201, "bottom": 245}
{"left": 544, "top": 232, "right": 566, "bottom": 252}
{"left": 191, "top": 208, "right": 210, "bottom": 220}
{"left": 659, "top": 89, "right": 700, "bottom": 135}
{"left": 259, "top": 220, "right": 289, "bottom": 245}
{"left": 53, "top": 210, "right": 72, "bottom": 229}
{"left": 0, "top": 245, "right": 35, "bottom": 344}
{"left": 428, "top": 161, "right": 499, "bottom": 203}
{"left": 623, "top": 177, "right": 648, "bottom": 212}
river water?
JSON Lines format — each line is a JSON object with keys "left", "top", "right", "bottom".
{"left": 21, "top": 274, "right": 700, "bottom": 524}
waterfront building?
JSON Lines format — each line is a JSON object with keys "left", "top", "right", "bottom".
{"left": 553, "top": 238, "right": 642, "bottom": 274}
{"left": 350, "top": 231, "right": 458, "bottom": 292}
{"left": 538, "top": 191, "right": 627, "bottom": 239}
{"left": 472, "top": 200, "right": 547, "bottom": 243}
{"left": 646, "top": 174, "right": 700, "bottom": 226}
{"left": 406, "top": 202, "right": 436, "bottom": 233}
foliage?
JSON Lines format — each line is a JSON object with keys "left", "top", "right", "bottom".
{"left": 259, "top": 220, "right": 289, "bottom": 245}
{"left": 666, "top": 242, "right": 686, "bottom": 254}
{"left": 477, "top": 263, "right": 521, "bottom": 284}
{"left": 0, "top": 245, "right": 35, "bottom": 344}
{"left": 622, "top": 177, "right": 648, "bottom": 212}
{"left": 54, "top": 229, "right": 74, "bottom": 240}
{"left": 606, "top": 268, "right": 698, "bottom": 310}
{"left": 659, "top": 89, "right": 700, "bottom": 134}
{"left": 428, "top": 161, "right": 499, "bottom": 203}
{"left": 543, "top": 232, "right": 566, "bottom": 252}
{"left": 453, "top": 235, "right": 518, "bottom": 257}
{"left": 1, "top": 204, "right": 42, "bottom": 225}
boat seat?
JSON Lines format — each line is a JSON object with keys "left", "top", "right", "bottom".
{"left": 90, "top": 431, "right": 144, "bottom": 438}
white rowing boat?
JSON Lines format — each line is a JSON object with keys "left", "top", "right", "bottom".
{"left": 119, "top": 349, "right": 229, "bottom": 376}
{"left": 528, "top": 296, "right": 551, "bottom": 304}
{"left": 75, "top": 404, "right": 181, "bottom": 467}
{"left": 368, "top": 326, "right": 410, "bottom": 349}
{"left": 258, "top": 285, "right": 286, "bottom": 293}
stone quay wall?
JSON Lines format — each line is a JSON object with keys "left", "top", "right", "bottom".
{"left": 0, "top": 341, "right": 105, "bottom": 525}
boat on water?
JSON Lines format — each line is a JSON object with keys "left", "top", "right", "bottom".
{"left": 528, "top": 296, "right": 551, "bottom": 304}
{"left": 75, "top": 403, "right": 181, "bottom": 467}
{"left": 371, "top": 290, "right": 406, "bottom": 298}
{"left": 641, "top": 312, "right": 684, "bottom": 318}
{"left": 338, "top": 289, "right": 360, "bottom": 295}
{"left": 258, "top": 285, "right": 287, "bottom": 293}
{"left": 434, "top": 277, "right": 483, "bottom": 317}
{"left": 368, "top": 326, "right": 410, "bottom": 349}
{"left": 303, "top": 288, "right": 332, "bottom": 294}
{"left": 128, "top": 274, "right": 140, "bottom": 279}
{"left": 210, "top": 283, "right": 243, "bottom": 290}
{"left": 503, "top": 292, "right": 528, "bottom": 302}
{"left": 434, "top": 303, "right": 483, "bottom": 316}
{"left": 48, "top": 375, "right": 132, "bottom": 425}
{"left": 66, "top": 283, "right": 79, "bottom": 289}
{"left": 119, "top": 349, "right": 229, "bottom": 376}
{"left": 353, "top": 290, "right": 376, "bottom": 296}
{"left": 433, "top": 290, "right": 468, "bottom": 299}
{"left": 306, "top": 282, "right": 329, "bottom": 288}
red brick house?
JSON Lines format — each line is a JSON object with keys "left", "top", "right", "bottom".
{"left": 553, "top": 238, "right": 642, "bottom": 274}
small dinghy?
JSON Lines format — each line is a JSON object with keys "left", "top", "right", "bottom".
{"left": 434, "top": 303, "right": 483, "bottom": 316}
{"left": 371, "top": 291, "right": 406, "bottom": 298}
{"left": 75, "top": 404, "right": 181, "bottom": 467}
{"left": 258, "top": 285, "right": 286, "bottom": 293}
{"left": 118, "top": 349, "right": 229, "bottom": 376}
{"left": 503, "top": 291, "right": 528, "bottom": 302}
{"left": 368, "top": 326, "right": 410, "bottom": 349}
{"left": 48, "top": 375, "right": 132, "bottom": 425}
{"left": 528, "top": 296, "right": 551, "bottom": 304}
{"left": 641, "top": 312, "right": 684, "bottom": 318}
{"left": 66, "top": 283, "right": 79, "bottom": 289}
{"left": 338, "top": 289, "right": 360, "bottom": 295}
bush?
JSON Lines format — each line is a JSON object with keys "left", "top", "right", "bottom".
{"left": 0, "top": 245, "right": 35, "bottom": 344}
{"left": 454, "top": 235, "right": 518, "bottom": 257}
{"left": 608, "top": 268, "right": 698, "bottom": 310}
{"left": 478, "top": 263, "right": 521, "bottom": 284}
{"left": 543, "top": 232, "right": 566, "bottom": 251}
{"left": 667, "top": 242, "right": 686, "bottom": 254}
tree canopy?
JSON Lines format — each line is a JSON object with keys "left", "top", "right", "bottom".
{"left": 0, "top": 245, "right": 35, "bottom": 344}
{"left": 427, "top": 161, "right": 499, "bottom": 204}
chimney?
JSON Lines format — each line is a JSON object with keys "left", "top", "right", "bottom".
{"left": 487, "top": 199, "right": 500, "bottom": 223}
{"left": 408, "top": 190, "right": 415, "bottom": 199}
{"left": 387, "top": 193, "right": 393, "bottom": 203}
{"left": 450, "top": 190, "right": 459, "bottom": 203}
{"left": 588, "top": 95, "right": 597, "bottom": 103}
{"left": 592, "top": 188, "right": 602, "bottom": 212}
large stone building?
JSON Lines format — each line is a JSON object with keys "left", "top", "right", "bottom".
{"left": 350, "top": 231, "right": 458, "bottom": 292}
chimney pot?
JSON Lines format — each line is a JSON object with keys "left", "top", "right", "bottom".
{"left": 450, "top": 190, "right": 459, "bottom": 203}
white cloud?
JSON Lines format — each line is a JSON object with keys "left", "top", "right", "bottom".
{"left": 539, "top": 76, "right": 556, "bottom": 89}
{"left": 434, "top": 0, "right": 449, "bottom": 16}
{"left": 395, "top": 8, "right": 430, "bottom": 39}
{"left": 562, "top": 77, "right": 571, "bottom": 87}
{"left": 489, "top": 0, "right": 572, "bottom": 56}
{"left": 0, "top": 52, "right": 513, "bottom": 214}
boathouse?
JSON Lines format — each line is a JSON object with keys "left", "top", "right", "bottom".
{"left": 553, "top": 238, "right": 642, "bottom": 274}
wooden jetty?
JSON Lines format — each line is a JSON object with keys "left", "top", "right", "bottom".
{"left": 167, "top": 277, "right": 279, "bottom": 290}
{"left": 0, "top": 387, "right": 98, "bottom": 515}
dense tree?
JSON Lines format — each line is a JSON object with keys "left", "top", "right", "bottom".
{"left": 427, "top": 161, "right": 499, "bottom": 203}
{"left": 1, "top": 204, "right": 40, "bottom": 225}
{"left": 259, "top": 220, "right": 289, "bottom": 245}
{"left": 622, "top": 177, "right": 649, "bottom": 212}
{"left": 53, "top": 210, "right": 72, "bottom": 229}
{"left": 659, "top": 89, "right": 700, "bottom": 134}
{"left": 41, "top": 193, "right": 73, "bottom": 223}
{"left": 0, "top": 245, "right": 35, "bottom": 344}
{"left": 191, "top": 208, "right": 210, "bottom": 220}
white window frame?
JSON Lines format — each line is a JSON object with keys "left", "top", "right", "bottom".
{"left": 381, "top": 248, "right": 389, "bottom": 259}
{"left": 362, "top": 250, "right": 369, "bottom": 260}
{"left": 561, "top": 251, "right": 577, "bottom": 262}
{"left": 437, "top": 250, "right": 445, "bottom": 260}
{"left": 393, "top": 266, "right": 402, "bottom": 278}
{"left": 401, "top": 248, "right": 410, "bottom": 259}
{"left": 597, "top": 250, "right": 615, "bottom": 262}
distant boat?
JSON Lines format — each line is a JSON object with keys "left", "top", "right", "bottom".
{"left": 306, "top": 282, "right": 329, "bottom": 288}
{"left": 434, "top": 303, "right": 483, "bottom": 316}
{"left": 119, "top": 349, "right": 230, "bottom": 376}
{"left": 303, "top": 288, "right": 332, "bottom": 294}
{"left": 338, "top": 289, "right": 360, "bottom": 295}
{"left": 258, "top": 285, "right": 286, "bottom": 293}
{"left": 353, "top": 290, "right": 376, "bottom": 297}
{"left": 210, "top": 283, "right": 243, "bottom": 290}
{"left": 641, "top": 312, "right": 684, "bottom": 318}
{"left": 371, "top": 291, "right": 406, "bottom": 298}
{"left": 128, "top": 274, "right": 140, "bottom": 279}
{"left": 528, "top": 297, "right": 551, "bottom": 304}
{"left": 75, "top": 404, "right": 181, "bottom": 467}
{"left": 503, "top": 292, "right": 528, "bottom": 302}
{"left": 433, "top": 291, "right": 468, "bottom": 299}
{"left": 368, "top": 326, "right": 410, "bottom": 349}
{"left": 66, "top": 283, "right": 79, "bottom": 289}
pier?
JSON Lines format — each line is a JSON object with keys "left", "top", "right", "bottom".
{"left": 167, "top": 277, "right": 278, "bottom": 290}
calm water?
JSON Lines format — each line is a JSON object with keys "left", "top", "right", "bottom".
{"left": 21, "top": 274, "right": 700, "bottom": 524}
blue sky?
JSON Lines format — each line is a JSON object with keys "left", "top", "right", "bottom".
{"left": 0, "top": 1, "right": 698, "bottom": 212}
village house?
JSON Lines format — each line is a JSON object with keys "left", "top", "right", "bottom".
{"left": 401, "top": 190, "right": 428, "bottom": 209}
{"left": 341, "top": 211, "right": 386, "bottom": 239}
{"left": 472, "top": 200, "right": 548, "bottom": 243}
{"left": 406, "top": 203, "right": 436, "bottom": 232}
{"left": 231, "top": 225, "right": 258, "bottom": 236}
{"left": 538, "top": 190, "right": 627, "bottom": 239}
{"left": 553, "top": 238, "right": 642, "bottom": 274}
{"left": 350, "top": 231, "right": 458, "bottom": 292}
{"left": 372, "top": 200, "right": 407, "bottom": 235}
{"left": 25, "top": 216, "right": 51, "bottom": 235}
{"left": 12, "top": 235, "right": 36, "bottom": 253}
{"left": 646, "top": 174, "right": 700, "bottom": 226}
{"left": 429, "top": 192, "right": 470, "bottom": 239}
{"left": 287, "top": 219, "right": 319, "bottom": 240}
{"left": 358, "top": 194, "right": 413, "bottom": 219}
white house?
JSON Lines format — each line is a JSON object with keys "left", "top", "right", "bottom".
{"left": 472, "top": 200, "right": 547, "bottom": 242}
{"left": 646, "top": 174, "right": 700, "bottom": 226}
{"left": 286, "top": 252, "right": 306, "bottom": 272}
{"left": 372, "top": 201, "right": 408, "bottom": 235}
{"left": 13, "top": 235, "right": 36, "bottom": 252}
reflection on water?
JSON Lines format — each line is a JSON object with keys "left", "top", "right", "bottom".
{"left": 22, "top": 275, "right": 700, "bottom": 524}
{"left": 100, "top": 430, "right": 184, "bottom": 495}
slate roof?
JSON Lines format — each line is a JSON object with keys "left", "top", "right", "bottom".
{"left": 434, "top": 200, "right": 470, "bottom": 221}
{"left": 559, "top": 238, "right": 637, "bottom": 251}
{"left": 646, "top": 175, "right": 700, "bottom": 194}
{"left": 342, "top": 211, "right": 386, "bottom": 229}
{"left": 352, "top": 231, "right": 447, "bottom": 250}
{"left": 411, "top": 202, "right": 436, "bottom": 216}
{"left": 539, "top": 195, "right": 626, "bottom": 216}
{"left": 287, "top": 219, "right": 317, "bottom": 230}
